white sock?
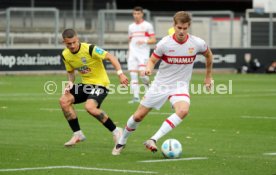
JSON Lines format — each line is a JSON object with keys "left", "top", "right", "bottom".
{"left": 112, "top": 127, "right": 120, "bottom": 136}
{"left": 151, "top": 113, "right": 182, "bottom": 142}
{"left": 119, "top": 115, "right": 140, "bottom": 145}
{"left": 130, "top": 72, "right": 140, "bottom": 99}
{"left": 140, "top": 75, "right": 150, "bottom": 85}
{"left": 74, "top": 130, "right": 84, "bottom": 136}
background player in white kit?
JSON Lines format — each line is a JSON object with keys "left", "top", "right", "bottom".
{"left": 127, "top": 6, "right": 156, "bottom": 104}
{"left": 112, "top": 11, "right": 213, "bottom": 155}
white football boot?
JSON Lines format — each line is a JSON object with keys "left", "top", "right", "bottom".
{"left": 112, "top": 127, "right": 124, "bottom": 155}
{"left": 143, "top": 139, "right": 158, "bottom": 153}
{"left": 64, "top": 131, "right": 86, "bottom": 147}
{"left": 112, "top": 144, "right": 125, "bottom": 155}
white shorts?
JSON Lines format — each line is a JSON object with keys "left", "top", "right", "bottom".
{"left": 127, "top": 52, "right": 149, "bottom": 71}
{"left": 140, "top": 82, "right": 190, "bottom": 110}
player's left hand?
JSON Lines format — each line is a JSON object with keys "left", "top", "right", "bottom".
{"left": 204, "top": 77, "right": 214, "bottom": 92}
{"left": 119, "top": 73, "right": 129, "bottom": 86}
{"left": 63, "top": 81, "right": 74, "bottom": 94}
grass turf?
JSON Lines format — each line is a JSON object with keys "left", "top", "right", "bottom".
{"left": 0, "top": 73, "right": 275, "bottom": 175}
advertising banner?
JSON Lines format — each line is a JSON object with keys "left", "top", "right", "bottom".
{"left": 0, "top": 48, "right": 275, "bottom": 72}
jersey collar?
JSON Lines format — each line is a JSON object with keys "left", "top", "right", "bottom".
{"left": 173, "top": 34, "right": 189, "bottom": 44}
{"left": 72, "top": 43, "right": 81, "bottom": 54}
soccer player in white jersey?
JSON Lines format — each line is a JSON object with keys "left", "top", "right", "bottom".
{"left": 112, "top": 11, "right": 213, "bottom": 155}
{"left": 127, "top": 6, "right": 156, "bottom": 104}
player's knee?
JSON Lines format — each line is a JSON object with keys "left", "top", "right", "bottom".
{"left": 176, "top": 109, "right": 189, "bottom": 119}
{"left": 59, "top": 96, "right": 70, "bottom": 108}
{"left": 84, "top": 104, "right": 97, "bottom": 115}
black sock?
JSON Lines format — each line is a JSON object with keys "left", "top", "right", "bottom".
{"left": 103, "top": 118, "right": 116, "bottom": 132}
{"left": 68, "top": 118, "right": 81, "bottom": 132}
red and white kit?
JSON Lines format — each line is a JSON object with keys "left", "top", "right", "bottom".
{"left": 128, "top": 20, "right": 155, "bottom": 71}
{"left": 141, "top": 34, "right": 208, "bottom": 109}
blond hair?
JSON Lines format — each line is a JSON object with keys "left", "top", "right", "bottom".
{"left": 173, "top": 11, "right": 191, "bottom": 25}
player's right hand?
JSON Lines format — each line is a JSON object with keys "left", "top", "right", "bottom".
{"left": 204, "top": 78, "right": 214, "bottom": 92}
{"left": 144, "top": 69, "right": 152, "bottom": 76}
{"left": 119, "top": 73, "right": 129, "bottom": 86}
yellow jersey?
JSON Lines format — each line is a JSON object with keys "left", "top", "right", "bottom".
{"left": 168, "top": 27, "right": 175, "bottom": 36}
{"left": 62, "top": 43, "right": 110, "bottom": 87}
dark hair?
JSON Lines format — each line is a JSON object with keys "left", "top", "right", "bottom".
{"left": 62, "top": 29, "right": 77, "bottom": 39}
{"left": 173, "top": 11, "right": 192, "bottom": 25}
{"left": 133, "top": 6, "right": 143, "bottom": 12}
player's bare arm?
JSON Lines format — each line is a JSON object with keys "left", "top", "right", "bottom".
{"left": 203, "top": 48, "right": 213, "bottom": 90}
{"left": 64, "top": 71, "right": 75, "bottom": 93}
{"left": 105, "top": 52, "right": 129, "bottom": 86}
{"left": 144, "top": 55, "right": 159, "bottom": 76}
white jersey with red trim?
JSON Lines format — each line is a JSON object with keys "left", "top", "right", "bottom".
{"left": 128, "top": 20, "right": 155, "bottom": 55}
{"left": 152, "top": 34, "right": 208, "bottom": 86}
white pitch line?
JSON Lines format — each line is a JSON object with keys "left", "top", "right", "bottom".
{"left": 263, "top": 153, "right": 276, "bottom": 156}
{"left": 0, "top": 166, "right": 158, "bottom": 174}
{"left": 241, "top": 115, "right": 276, "bottom": 120}
{"left": 138, "top": 157, "right": 208, "bottom": 163}
{"left": 40, "top": 108, "right": 86, "bottom": 112}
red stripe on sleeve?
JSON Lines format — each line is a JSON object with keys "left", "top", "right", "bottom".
{"left": 152, "top": 52, "right": 161, "bottom": 59}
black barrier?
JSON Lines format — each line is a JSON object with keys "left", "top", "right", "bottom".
{"left": 0, "top": 48, "right": 275, "bottom": 73}
{"left": 0, "top": 49, "right": 63, "bottom": 71}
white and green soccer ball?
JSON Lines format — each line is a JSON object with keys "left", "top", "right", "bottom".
{"left": 161, "top": 139, "right": 182, "bottom": 159}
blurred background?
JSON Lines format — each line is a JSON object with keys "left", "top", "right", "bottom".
{"left": 0, "top": 0, "right": 275, "bottom": 73}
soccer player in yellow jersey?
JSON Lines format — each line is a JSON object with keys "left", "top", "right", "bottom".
{"left": 59, "top": 29, "right": 128, "bottom": 153}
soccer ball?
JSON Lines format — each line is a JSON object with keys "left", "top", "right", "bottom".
{"left": 161, "top": 139, "right": 182, "bottom": 159}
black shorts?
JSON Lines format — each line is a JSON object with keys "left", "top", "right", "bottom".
{"left": 69, "top": 83, "right": 109, "bottom": 108}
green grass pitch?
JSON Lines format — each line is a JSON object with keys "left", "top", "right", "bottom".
{"left": 0, "top": 73, "right": 275, "bottom": 175}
